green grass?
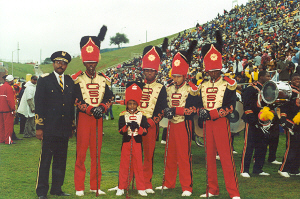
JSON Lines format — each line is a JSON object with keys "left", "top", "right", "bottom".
{"left": 40, "top": 36, "right": 175, "bottom": 76}
{"left": 2, "top": 29, "right": 184, "bottom": 78}
{"left": 2, "top": 62, "right": 35, "bottom": 79}
{"left": 0, "top": 105, "right": 298, "bottom": 199}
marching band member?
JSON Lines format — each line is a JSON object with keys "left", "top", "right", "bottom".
{"left": 155, "top": 40, "right": 199, "bottom": 196}
{"left": 137, "top": 40, "right": 168, "bottom": 193}
{"left": 73, "top": 26, "right": 113, "bottom": 196}
{"left": 240, "top": 70, "right": 271, "bottom": 178}
{"left": 198, "top": 30, "right": 240, "bottom": 199}
{"left": 116, "top": 82, "right": 149, "bottom": 197}
{"left": 278, "top": 73, "right": 300, "bottom": 177}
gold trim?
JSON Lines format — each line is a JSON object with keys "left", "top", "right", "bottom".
{"left": 35, "top": 114, "right": 44, "bottom": 125}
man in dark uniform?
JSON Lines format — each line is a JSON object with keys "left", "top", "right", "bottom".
{"left": 278, "top": 73, "right": 300, "bottom": 177}
{"left": 240, "top": 70, "right": 271, "bottom": 178}
{"left": 35, "top": 51, "right": 100, "bottom": 199}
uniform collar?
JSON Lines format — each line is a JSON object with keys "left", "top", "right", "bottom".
{"left": 209, "top": 76, "right": 221, "bottom": 83}
{"left": 145, "top": 78, "right": 156, "bottom": 84}
{"left": 85, "top": 71, "right": 97, "bottom": 78}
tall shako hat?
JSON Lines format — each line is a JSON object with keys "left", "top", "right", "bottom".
{"left": 80, "top": 25, "right": 107, "bottom": 62}
{"left": 142, "top": 38, "right": 168, "bottom": 71}
{"left": 171, "top": 40, "right": 197, "bottom": 76}
{"left": 125, "top": 82, "right": 144, "bottom": 106}
{"left": 201, "top": 30, "right": 223, "bottom": 71}
{"left": 50, "top": 51, "right": 72, "bottom": 63}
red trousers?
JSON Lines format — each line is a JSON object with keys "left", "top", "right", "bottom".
{"left": 142, "top": 123, "right": 158, "bottom": 189}
{"left": 204, "top": 117, "right": 240, "bottom": 198}
{"left": 0, "top": 112, "right": 14, "bottom": 144}
{"left": 163, "top": 120, "right": 193, "bottom": 192}
{"left": 118, "top": 138, "right": 145, "bottom": 190}
{"left": 74, "top": 112, "right": 103, "bottom": 191}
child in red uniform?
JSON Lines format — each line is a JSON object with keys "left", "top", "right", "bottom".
{"left": 116, "top": 82, "right": 150, "bottom": 197}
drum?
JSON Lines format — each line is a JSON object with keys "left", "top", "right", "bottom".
{"left": 193, "top": 114, "right": 203, "bottom": 137}
{"left": 261, "top": 81, "right": 292, "bottom": 105}
{"left": 159, "top": 117, "right": 168, "bottom": 128}
{"left": 229, "top": 101, "right": 245, "bottom": 133}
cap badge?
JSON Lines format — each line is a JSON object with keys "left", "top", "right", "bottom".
{"left": 62, "top": 51, "right": 66, "bottom": 56}
{"left": 210, "top": 53, "right": 218, "bottom": 61}
{"left": 132, "top": 85, "right": 137, "bottom": 90}
{"left": 174, "top": 59, "right": 181, "bottom": 67}
{"left": 86, "top": 46, "right": 94, "bottom": 53}
{"left": 148, "top": 54, "right": 156, "bottom": 61}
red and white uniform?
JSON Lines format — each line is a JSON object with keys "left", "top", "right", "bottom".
{"left": 118, "top": 111, "right": 148, "bottom": 190}
{"left": 163, "top": 82, "right": 199, "bottom": 192}
{"left": 0, "top": 82, "right": 15, "bottom": 144}
{"left": 137, "top": 80, "right": 167, "bottom": 189}
{"left": 199, "top": 77, "right": 240, "bottom": 198}
{"left": 74, "top": 72, "right": 112, "bottom": 191}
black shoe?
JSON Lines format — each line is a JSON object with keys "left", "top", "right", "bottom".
{"left": 38, "top": 196, "right": 47, "bottom": 199}
{"left": 51, "top": 192, "right": 70, "bottom": 196}
{"left": 111, "top": 118, "right": 114, "bottom": 120}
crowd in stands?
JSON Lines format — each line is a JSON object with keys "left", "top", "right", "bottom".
{"left": 106, "top": 0, "right": 300, "bottom": 88}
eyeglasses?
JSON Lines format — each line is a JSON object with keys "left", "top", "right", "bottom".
{"left": 55, "top": 61, "right": 67, "bottom": 66}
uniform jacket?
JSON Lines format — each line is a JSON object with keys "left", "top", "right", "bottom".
{"left": 35, "top": 72, "right": 87, "bottom": 137}
{"left": 166, "top": 81, "right": 200, "bottom": 123}
{"left": 74, "top": 71, "right": 113, "bottom": 113}
{"left": 242, "top": 81, "right": 263, "bottom": 124}
{"left": 0, "top": 82, "right": 15, "bottom": 113}
{"left": 198, "top": 76, "right": 237, "bottom": 120}
{"left": 137, "top": 80, "right": 167, "bottom": 125}
{"left": 119, "top": 110, "right": 148, "bottom": 143}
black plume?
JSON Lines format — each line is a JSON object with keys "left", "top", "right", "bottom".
{"left": 186, "top": 40, "right": 198, "bottom": 64}
{"left": 98, "top": 25, "right": 107, "bottom": 41}
{"left": 215, "top": 30, "right": 222, "bottom": 47}
{"left": 161, "top": 38, "right": 168, "bottom": 53}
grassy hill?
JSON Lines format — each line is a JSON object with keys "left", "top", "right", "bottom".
{"left": 40, "top": 33, "right": 180, "bottom": 75}
{"left": 1, "top": 29, "right": 186, "bottom": 78}
{"left": 0, "top": 62, "right": 35, "bottom": 79}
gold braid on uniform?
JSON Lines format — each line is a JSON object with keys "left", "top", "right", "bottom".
{"left": 35, "top": 114, "right": 44, "bottom": 125}
{"left": 184, "top": 106, "right": 198, "bottom": 115}
{"left": 153, "top": 112, "right": 164, "bottom": 124}
{"left": 75, "top": 98, "right": 88, "bottom": 112}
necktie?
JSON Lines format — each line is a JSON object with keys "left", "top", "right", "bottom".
{"left": 59, "top": 75, "right": 63, "bottom": 92}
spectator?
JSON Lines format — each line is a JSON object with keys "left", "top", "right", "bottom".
{"left": 0, "top": 75, "right": 16, "bottom": 144}
{"left": 277, "top": 54, "right": 291, "bottom": 81}
{"left": 17, "top": 76, "right": 37, "bottom": 138}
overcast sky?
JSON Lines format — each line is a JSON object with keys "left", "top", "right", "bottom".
{"left": 0, "top": 0, "right": 249, "bottom": 64}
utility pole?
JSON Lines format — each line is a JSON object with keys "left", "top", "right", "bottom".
{"left": 17, "top": 42, "right": 20, "bottom": 63}
{"left": 40, "top": 49, "right": 42, "bottom": 64}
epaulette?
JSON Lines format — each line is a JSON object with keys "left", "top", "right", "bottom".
{"left": 98, "top": 72, "right": 111, "bottom": 86}
{"left": 223, "top": 76, "right": 237, "bottom": 90}
{"left": 187, "top": 81, "right": 199, "bottom": 96}
{"left": 70, "top": 70, "right": 83, "bottom": 81}
{"left": 119, "top": 110, "right": 126, "bottom": 116}
{"left": 167, "top": 81, "right": 174, "bottom": 88}
{"left": 40, "top": 73, "right": 49, "bottom": 78}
